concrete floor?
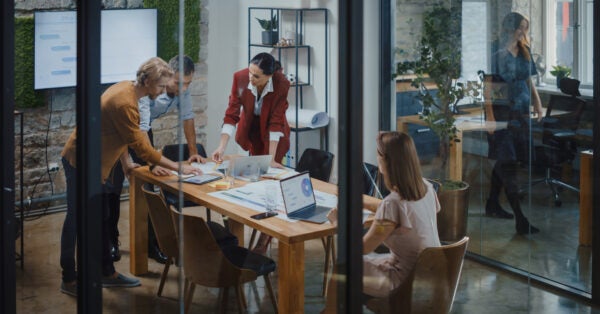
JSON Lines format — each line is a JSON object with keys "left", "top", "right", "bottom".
{"left": 14, "top": 198, "right": 600, "bottom": 313}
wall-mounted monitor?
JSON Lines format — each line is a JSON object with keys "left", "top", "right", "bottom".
{"left": 34, "top": 9, "right": 157, "bottom": 90}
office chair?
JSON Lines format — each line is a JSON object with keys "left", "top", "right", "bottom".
{"left": 365, "top": 237, "right": 469, "bottom": 314}
{"left": 362, "top": 162, "right": 381, "bottom": 197}
{"left": 532, "top": 94, "right": 586, "bottom": 206}
{"left": 295, "top": 148, "right": 335, "bottom": 181}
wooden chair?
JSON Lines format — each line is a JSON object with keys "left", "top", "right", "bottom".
{"left": 141, "top": 183, "right": 180, "bottom": 297}
{"left": 365, "top": 237, "right": 469, "bottom": 314}
{"left": 141, "top": 184, "right": 238, "bottom": 297}
{"left": 170, "top": 207, "right": 278, "bottom": 314}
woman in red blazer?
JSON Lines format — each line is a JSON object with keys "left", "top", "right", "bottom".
{"left": 211, "top": 53, "right": 290, "bottom": 254}
{"left": 211, "top": 52, "right": 290, "bottom": 166}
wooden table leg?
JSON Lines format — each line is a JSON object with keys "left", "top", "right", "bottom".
{"left": 129, "top": 174, "right": 149, "bottom": 275}
{"left": 278, "top": 241, "right": 305, "bottom": 314}
{"left": 227, "top": 219, "right": 245, "bottom": 246}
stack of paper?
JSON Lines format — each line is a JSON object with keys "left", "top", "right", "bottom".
{"left": 261, "top": 167, "right": 299, "bottom": 180}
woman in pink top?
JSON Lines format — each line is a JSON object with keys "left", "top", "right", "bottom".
{"left": 325, "top": 131, "right": 441, "bottom": 307}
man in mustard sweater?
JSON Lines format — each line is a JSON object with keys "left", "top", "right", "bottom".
{"left": 59, "top": 57, "right": 202, "bottom": 296}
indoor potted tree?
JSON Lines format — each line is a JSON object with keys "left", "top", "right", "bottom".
{"left": 256, "top": 14, "right": 279, "bottom": 45}
{"left": 404, "top": 4, "right": 471, "bottom": 242}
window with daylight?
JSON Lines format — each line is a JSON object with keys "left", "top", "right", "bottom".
{"left": 544, "top": 0, "right": 594, "bottom": 87}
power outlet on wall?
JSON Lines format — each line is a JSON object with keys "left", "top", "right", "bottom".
{"left": 49, "top": 162, "right": 59, "bottom": 172}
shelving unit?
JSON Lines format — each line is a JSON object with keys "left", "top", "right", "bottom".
{"left": 248, "top": 7, "right": 329, "bottom": 167}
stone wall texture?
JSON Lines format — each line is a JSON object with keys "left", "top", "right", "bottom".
{"left": 15, "top": 0, "right": 208, "bottom": 206}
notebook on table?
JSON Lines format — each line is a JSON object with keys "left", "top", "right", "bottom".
{"left": 279, "top": 171, "right": 331, "bottom": 224}
{"left": 182, "top": 173, "right": 222, "bottom": 185}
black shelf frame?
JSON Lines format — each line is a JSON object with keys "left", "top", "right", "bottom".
{"left": 248, "top": 7, "right": 329, "bottom": 167}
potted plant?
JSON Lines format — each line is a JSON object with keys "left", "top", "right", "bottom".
{"left": 549, "top": 64, "right": 572, "bottom": 88}
{"left": 256, "top": 15, "right": 279, "bottom": 45}
{"left": 402, "top": 5, "right": 471, "bottom": 242}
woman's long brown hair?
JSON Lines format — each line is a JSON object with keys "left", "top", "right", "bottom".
{"left": 376, "top": 132, "right": 426, "bottom": 201}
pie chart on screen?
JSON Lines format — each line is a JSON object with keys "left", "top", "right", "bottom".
{"left": 301, "top": 177, "right": 312, "bottom": 197}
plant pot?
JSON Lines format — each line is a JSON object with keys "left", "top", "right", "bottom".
{"left": 436, "top": 181, "right": 469, "bottom": 243}
{"left": 261, "top": 31, "right": 279, "bottom": 45}
{"left": 556, "top": 75, "right": 564, "bottom": 88}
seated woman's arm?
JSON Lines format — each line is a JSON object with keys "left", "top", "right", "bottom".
{"left": 363, "top": 219, "right": 397, "bottom": 254}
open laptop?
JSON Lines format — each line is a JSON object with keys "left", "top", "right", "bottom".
{"left": 279, "top": 171, "right": 331, "bottom": 224}
{"left": 232, "top": 155, "right": 271, "bottom": 180}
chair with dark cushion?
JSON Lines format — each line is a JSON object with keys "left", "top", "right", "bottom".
{"left": 170, "top": 208, "right": 278, "bottom": 314}
{"left": 141, "top": 183, "right": 238, "bottom": 297}
{"left": 532, "top": 94, "right": 586, "bottom": 206}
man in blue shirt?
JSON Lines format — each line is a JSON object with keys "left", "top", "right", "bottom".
{"left": 138, "top": 55, "right": 203, "bottom": 173}
{"left": 107, "top": 55, "right": 203, "bottom": 263}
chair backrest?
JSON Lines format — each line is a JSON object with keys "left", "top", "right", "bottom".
{"left": 140, "top": 184, "right": 179, "bottom": 259}
{"left": 362, "top": 162, "right": 380, "bottom": 197}
{"left": 169, "top": 207, "right": 256, "bottom": 288}
{"left": 543, "top": 95, "right": 586, "bottom": 132}
{"left": 295, "top": 148, "right": 334, "bottom": 182}
{"left": 410, "top": 236, "right": 469, "bottom": 313}
{"left": 366, "top": 237, "right": 469, "bottom": 314}
{"left": 162, "top": 143, "right": 207, "bottom": 161}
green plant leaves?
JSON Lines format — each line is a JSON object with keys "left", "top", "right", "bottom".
{"left": 144, "top": 0, "right": 200, "bottom": 63}
{"left": 255, "top": 15, "right": 278, "bottom": 31}
{"left": 549, "top": 65, "right": 571, "bottom": 77}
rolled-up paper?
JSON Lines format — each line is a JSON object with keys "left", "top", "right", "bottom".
{"left": 286, "top": 109, "right": 329, "bottom": 129}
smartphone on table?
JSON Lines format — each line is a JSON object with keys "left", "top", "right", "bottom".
{"left": 250, "top": 212, "right": 278, "bottom": 220}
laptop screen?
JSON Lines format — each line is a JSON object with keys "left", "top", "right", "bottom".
{"left": 232, "top": 155, "right": 271, "bottom": 178}
{"left": 280, "top": 172, "right": 316, "bottom": 215}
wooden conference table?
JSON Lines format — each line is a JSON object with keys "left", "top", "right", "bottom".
{"left": 128, "top": 166, "right": 381, "bottom": 313}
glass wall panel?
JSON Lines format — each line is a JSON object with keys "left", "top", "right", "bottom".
{"left": 393, "top": 0, "right": 594, "bottom": 304}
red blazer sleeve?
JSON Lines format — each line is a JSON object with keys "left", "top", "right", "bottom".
{"left": 223, "top": 69, "right": 248, "bottom": 127}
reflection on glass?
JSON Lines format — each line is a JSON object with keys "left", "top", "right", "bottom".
{"left": 393, "top": 0, "right": 592, "bottom": 296}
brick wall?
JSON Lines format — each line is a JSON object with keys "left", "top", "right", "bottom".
{"left": 14, "top": 0, "right": 208, "bottom": 206}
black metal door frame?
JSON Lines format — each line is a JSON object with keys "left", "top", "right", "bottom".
{"left": 1, "top": 1, "right": 16, "bottom": 312}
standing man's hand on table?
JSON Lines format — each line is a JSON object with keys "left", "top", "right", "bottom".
{"left": 188, "top": 154, "right": 207, "bottom": 164}
{"left": 151, "top": 165, "right": 171, "bottom": 176}
{"left": 180, "top": 163, "right": 203, "bottom": 176}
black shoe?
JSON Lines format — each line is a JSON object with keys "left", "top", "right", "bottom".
{"left": 516, "top": 220, "right": 540, "bottom": 235}
{"left": 148, "top": 245, "right": 168, "bottom": 264}
{"left": 485, "top": 200, "right": 514, "bottom": 219}
{"left": 111, "top": 244, "right": 121, "bottom": 262}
